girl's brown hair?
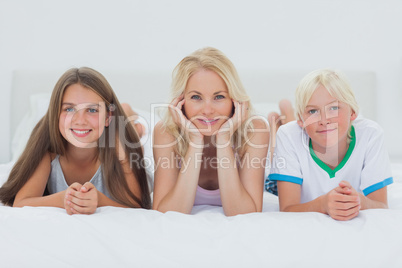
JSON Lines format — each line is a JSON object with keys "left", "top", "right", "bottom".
{"left": 0, "top": 67, "right": 151, "bottom": 208}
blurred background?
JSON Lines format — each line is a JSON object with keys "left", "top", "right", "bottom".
{"left": 0, "top": 0, "right": 401, "bottom": 163}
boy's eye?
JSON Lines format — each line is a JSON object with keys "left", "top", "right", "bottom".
{"left": 191, "top": 95, "right": 201, "bottom": 100}
{"left": 329, "top": 106, "right": 339, "bottom": 111}
{"left": 215, "top": 95, "right": 225, "bottom": 100}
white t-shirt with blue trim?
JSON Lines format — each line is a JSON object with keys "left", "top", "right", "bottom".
{"left": 269, "top": 118, "right": 393, "bottom": 204}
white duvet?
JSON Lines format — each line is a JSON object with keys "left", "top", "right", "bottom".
{"left": 1, "top": 162, "right": 402, "bottom": 268}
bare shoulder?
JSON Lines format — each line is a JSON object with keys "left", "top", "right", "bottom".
{"left": 153, "top": 121, "right": 176, "bottom": 145}
{"left": 246, "top": 117, "right": 270, "bottom": 144}
{"left": 37, "top": 152, "right": 53, "bottom": 173}
{"left": 14, "top": 151, "right": 53, "bottom": 203}
{"left": 250, "top": 117, "right": 269, "bottom": 129}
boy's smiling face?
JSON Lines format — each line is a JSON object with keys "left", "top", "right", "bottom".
{"left": 297, "top": 84, "right": 357, "bottom": 152}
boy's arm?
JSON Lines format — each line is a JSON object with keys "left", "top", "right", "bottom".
{"left": 337, "top": 181, "right": 388, "bottom": 209}
{"left": 278, "top": 181, "right": 360, "bottom": 221}
{"left": 361, "top": 188, "right": 388, "bottom": 209}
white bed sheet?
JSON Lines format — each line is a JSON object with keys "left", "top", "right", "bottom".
{"left": 1, "top": 162, "right": 402, "bottom": 267}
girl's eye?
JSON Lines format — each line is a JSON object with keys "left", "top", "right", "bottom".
{"left": 88, "top": 108, "right": 98, "bottom": 113}
{"left": 215, "top": 95, "right": 225, "bottom": 100}
{"left": 191, "top": 95, "right": 201, "bottom": 100}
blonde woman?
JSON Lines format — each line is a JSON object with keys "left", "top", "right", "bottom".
{"left": 153, "top": 47, "right": 269, "bottom": 216}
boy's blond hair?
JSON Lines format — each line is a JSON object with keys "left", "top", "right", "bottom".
{"left": 295, "top": 69, "right": 359, "bottom": 120}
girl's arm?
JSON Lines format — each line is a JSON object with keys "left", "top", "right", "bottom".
{"left": 65, "top": 181, "right": 131, "bottom": 215}
{"left": 216, "top": 118, "right": 269, "bottom": 216}
{"left": 65, "top": 136, "right": 145, "bottom": 214}
{"left": 152, "top": 122, "right": 204, "bottom": 213}
{"left": 99, "top": 136, "right": 144, "bottom": 208}
{"left": 277, "top": 181, "right": 361, "bottom": 221}
{"left": 65, "top": 156, "right": 143, "bottom": 214}
{"left": 13, "top": 152, "right": 66, "bottom": 208}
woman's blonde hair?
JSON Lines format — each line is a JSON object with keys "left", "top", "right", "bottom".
{"left": 162, "top": 47, "right": 254, "bottom": 157}
{"left": 295, "top": 69, "right": 359, "bottom": 119}
{"left": 0, "top": 67, "right": 151, "bottom": 208}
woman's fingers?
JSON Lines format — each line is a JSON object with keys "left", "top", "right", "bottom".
{"left": 169, "top": 97, "right": 186, "bottom": 124}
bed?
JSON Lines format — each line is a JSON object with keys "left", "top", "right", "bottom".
{"left": 1, "top": 69, "right": 401, "bottom": 267}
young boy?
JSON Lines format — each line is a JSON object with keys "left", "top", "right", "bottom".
{"left": 267, "top": 69, "right": 393, "bottom": 221}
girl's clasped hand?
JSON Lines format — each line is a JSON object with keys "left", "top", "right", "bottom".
{"left": 64, "top": 182, "right": 98, "bottom": 215}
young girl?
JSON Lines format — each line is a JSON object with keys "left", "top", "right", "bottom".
{"left": 0, "top": 67, "right": 151, "bottom": 213}
{"left": 152, "top": 47, "right": 270, "bottom": 216}
{"left": 268, "top": 69, "right": 393, "bottom": 221}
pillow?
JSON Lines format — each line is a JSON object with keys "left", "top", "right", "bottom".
{"left": 133, "top": 107, "right": 160, "bottom": 191}
{"left": 11, "top": 93, "right": 51, "bottom": 161}
{"left": 252, "top": 102, "right": 280, "bottom": 117}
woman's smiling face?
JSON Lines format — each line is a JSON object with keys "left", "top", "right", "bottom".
{"left": 183, "top": 69, "right": 233, "bottom": 136}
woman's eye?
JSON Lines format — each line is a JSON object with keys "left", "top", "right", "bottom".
{"left": 88, "top": 108, "right": 98, "bottom": 113}
{"left": 215, "top": 95, "right": 225, "bottom": 100}
{"left": 65, "top": 107, "right": 75, "bottom": 112}
{"left": 191, "top": 95, "right": 201, "bottom": 100}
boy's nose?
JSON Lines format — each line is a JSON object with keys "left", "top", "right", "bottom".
{"left": 319, "top": 111, "right": 330, "bottom": 125}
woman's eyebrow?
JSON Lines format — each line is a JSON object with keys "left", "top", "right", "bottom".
{"left": 186, "top": 90, "right": 202, "bottom": 95}
{"left": 213, "top": 91, "right": 228, "bottom": 95}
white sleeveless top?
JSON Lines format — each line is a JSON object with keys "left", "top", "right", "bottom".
{"left": 47, "top": 155, "right": 111, "bottom": 198}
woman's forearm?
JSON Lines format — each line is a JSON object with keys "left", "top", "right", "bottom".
{"left": 216, "top": 140, "right": 260, "bottom": 216}
{"left": 155, "top": 145, "right": 204, "bottom": 214}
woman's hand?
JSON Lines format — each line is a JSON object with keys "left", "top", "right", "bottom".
{"left": 216, "top": 101, "right": 249, "bottom": 144}
{"left": 64, "top": 182, "right": 98, "bottom": 215}
{"left": 169, "top": 95, "right": 204, "bottom": 144}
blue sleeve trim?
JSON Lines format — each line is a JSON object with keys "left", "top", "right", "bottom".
{"left": 268, "top": 174, "right": 303, "bottom": 185}
{"left": 363, "top": 177, "right": 393, "bottom": 196}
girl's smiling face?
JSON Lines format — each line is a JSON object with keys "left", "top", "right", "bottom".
{"left": 59, "top": 83, "right": 109, "bottom": 148}
{"left": 183, "top": 69, "right": 233, "bottom": 136}
{"left": 297, "top": 84, "right": 357, "bottom": 151}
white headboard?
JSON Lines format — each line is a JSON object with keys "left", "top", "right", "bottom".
{"left": 10, "top": 69, "right": 376, "bottom": 154}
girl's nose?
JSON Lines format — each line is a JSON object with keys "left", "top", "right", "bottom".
{"left": 72, "top": 109, "right": 87, "bottom": 125}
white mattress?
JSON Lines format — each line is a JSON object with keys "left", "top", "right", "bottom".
{"left": 1, "top": 162, "right": 402, "bottom": 267}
